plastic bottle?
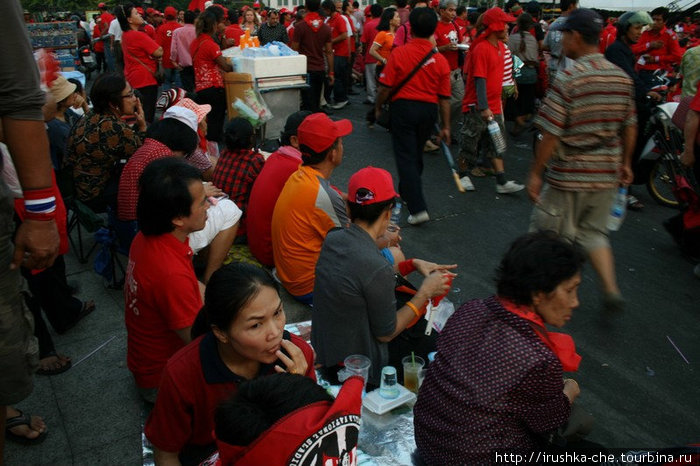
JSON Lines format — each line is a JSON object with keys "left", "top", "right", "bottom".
{"left": 607, "top": 186, "right": 628, "bottom": 231}
{"left": 390, "top": 200, "right": 402, "bottom": 225}
{"left": 487, "top": 117, "right": 507, "bottom": 154}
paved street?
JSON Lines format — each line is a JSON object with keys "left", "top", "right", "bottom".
{"left": 6, "top": 90, "right": 700, "bottom": 465}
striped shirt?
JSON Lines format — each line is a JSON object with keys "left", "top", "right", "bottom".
{"left": 535, "top": 53, "right": 636, "bottom": 192}
{"left": 503, "top": 45, "right": 515, "bottom": 87}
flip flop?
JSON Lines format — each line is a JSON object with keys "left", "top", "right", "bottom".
{"left": 37, "top": 352, "right": 72, "bottom": 376}
{"left": 5, "top": 410, "right": 48, "bottom": 445}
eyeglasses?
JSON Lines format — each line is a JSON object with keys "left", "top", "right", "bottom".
{"left": 121, "top": 90, "right": 136, "bottom": 99}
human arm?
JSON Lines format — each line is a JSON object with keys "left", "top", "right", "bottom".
{"left": 153, "top": 448, "right": 181, "bottom": 466}
{"left": 619, "top": 123, "right": 636, "bottom": 185}
{"left": 514, "top": 361, "right": 572, "bottom": 434}
{"left": 475, "top": 77, "right": 492, "bottom": 120}
{"left": 324, "top": 41, "right": 335, "bottom": 85}
{"left": 438, "top": 97, "right": 450, "bottom": 144}
{"left": 152, "top": 46, "right": 164, "bottom": 58}
{"left": 412, "top": 258, "right": 457, "bottom": 277}
{"left": 173, "top": 327, "right": 192, "bottom": 344}
{"left": 374, "top": 84, "right": 391, "bottom": 120}
{"left": 681, "top": 108, "right": 698, "bottom": 168}
{"left": 527, "top": 130, "right": 558, "bottom": 204}
{"left": 215, "top": 54, "right": 233, "bottom": 72}
{"left": 369, "top": 41, "right": 385, "bottom": 64}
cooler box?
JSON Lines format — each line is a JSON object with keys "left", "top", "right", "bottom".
{"left": 224, "top": 72, "right": 254, "bottom": 120}
{"left": 236, "top": 55, "right": 306, "bottom": 80}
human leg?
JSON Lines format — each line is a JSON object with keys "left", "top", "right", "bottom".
{"left": 588, "top": 247, "right": 620, "bottom": 296}
{"left": 302, "top": 70, "right": 324, "bottom": 112}
{"left": 332, "top": 56, "right": 349, "bottom": 105}
{"left": 365, "top": 63, "right": 377, "bottom": 103}
{"left": 449, "top": 69, "right": 464, "bottom": 141}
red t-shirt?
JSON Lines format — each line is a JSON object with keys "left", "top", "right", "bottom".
{"left": 292, "top": 19, "right": 332, "bottom": 72}
{"left": 155, "top": 20, "right": 182, "bottom": 69}
{"left": 361, "top": 17, "right": 380, "bottom": 64}
{"left": 99, "top": 12, "right": 114, "bottom": 34}
{"left": 379, "top": 38, "right": 451, "bottom": 104}
{"left": 92, "top": 24, "right": 105, "bottom": 53}
{"left": 462, "top": 39, "right": 505, "bottom": 114}
{"left": 191, "top": 34, "right": 224, "bottom": 92}
{"left": 144, "top": 331, "right": 316, "bottom": 452}
{"left": 632, "top": 28, "right": 684, "bottom": 71}
{"left": 143, "top": 23, "right": 156, "bottom": 39}
{"left": 125, "top": 232, "right": 202, "bottom": 389}
{"left": 247, "top": 146, "right": 301, "bottom": 267}
{"left": 434, "top": 20, "right": 462, "bottom": 70}
{"left": 122, "top": 30, "right": 161, "bottom": 89}
{"left": 224, "top": 24, "right": 244, "bottom": 46}
{"left": 328, "top": 12, "right": 350, "bottom": 57}
{"left": 117, "top": 139, "right": 172, "bottom": 221}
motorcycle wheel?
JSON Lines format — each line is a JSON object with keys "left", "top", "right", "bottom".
{"left": 646, "top": 157, "right": 678, "bottom": 208}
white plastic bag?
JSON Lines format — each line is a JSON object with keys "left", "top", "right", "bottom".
{"left": 424, "top": 298, "right": 455, "bottom": 335}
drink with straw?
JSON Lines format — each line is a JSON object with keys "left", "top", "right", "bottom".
{"left": 402, "top": 353, "right": 425, "bottom": 393}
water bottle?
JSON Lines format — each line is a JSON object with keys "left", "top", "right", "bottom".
{"left": 607, "top": 186, "right": 628, "bottom": 231}
{"left": 390, "top": 200, "right": 402, "bottom": 225}
{"left": 487, "top": 117, "right": 507, "bottom": 154}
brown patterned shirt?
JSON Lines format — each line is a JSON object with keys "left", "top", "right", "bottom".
{"left": 65, "top": 111, "right": 144, "bottom": 204}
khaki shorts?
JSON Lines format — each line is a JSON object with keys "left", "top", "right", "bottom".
{"left": 529, "top": 184, "right": 616, "bottom": 252}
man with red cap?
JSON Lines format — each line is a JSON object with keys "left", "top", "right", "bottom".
{"left": 271, "top": 113, "right": 352, "bottom": 305}
{"left": 98, "top": 2, "right": 116, "bottom": 71}
{"left": 156, "top": 6, "right": 183, "bottom": 89}
{"left": 434, "top": 0, "right": 465, "bottom": 145}
{"left": 312, "top": 166, "right": 455, "bottom": 386}
{"left": 458, "top": 7, "right": 524, "bottom": 195}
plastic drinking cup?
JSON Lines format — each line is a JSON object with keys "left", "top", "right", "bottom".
{"left": 402, "top": 355, "right": 425, "bottom": 393}
{"left": 341, "top": 354, "right": 371, "bottom": 387}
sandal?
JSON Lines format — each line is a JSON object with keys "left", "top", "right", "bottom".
{"left": 37, "top": 351, "right": 72, "bottom": 376}
{"left": 57, "top": 300, "right": 96, "bottom": 335}
{"left": 5, "top": 410, "right": 48, "bottom": 445}
{"left": 627, "top": 195, "right": 644, "bottom": 211}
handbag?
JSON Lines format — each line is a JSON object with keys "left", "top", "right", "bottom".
{"left": 376, "top": 48, "right": 437, "bottom": 129}
{"left": 125, "top": 46, "right": 164, "bottom": 85}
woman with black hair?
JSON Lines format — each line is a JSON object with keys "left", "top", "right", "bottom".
{"left": 508, "top": 12, "right": 539, "bottom": 135}
{"left": 117, "top": 3, "right": 163, "bottom": 123}
{"left": 64, "top": 72, "right": 146, "bottom": 212}
{"left": 368, "top": 7, "right": 398, "bottom": 76}
{"left": 144, "top": 263, "right": 315, "bottom": 466}
{"left": 415, "top": 231, "right": 590, "bottom": 465}
{"left": 191, "top": 9, "right": 232, "bottom": 144}
{"left": 211, "top": 117, "right": 264, "bottom": 238}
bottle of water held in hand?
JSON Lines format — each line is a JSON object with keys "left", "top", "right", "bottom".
{"left": 487, "top": 117, "right": 507, "bottom": 154}
{"left": 607, "top": 186, "right": 628, "bottom": 231}
{"left": 390, "top": 200, "right": 402, "bottom": 225}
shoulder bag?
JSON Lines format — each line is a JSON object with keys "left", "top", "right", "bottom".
{"left": 125, "top": 43, "right": 164, "bottom": 85}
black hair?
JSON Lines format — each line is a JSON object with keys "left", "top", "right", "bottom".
{"left": 223, "top": 117, "right": 255, "bottom": 151}
{"left": 576, "top": 27, "right": 600, "bottom": 46}
{"left": 281, "top": 110, "right": 312, "bottom": 146}
{"left": 397, "top": 0, "right": 408, "bottom": 7}
{"left": 137, "top": 157, "right": 203, "bottom": 236}
{"left": 525, "top": 0, "right": 540, "bottom": 17}
{"left": 517, "top": 12, "right": 534, "bottom": 52}
{"left": 495, "top": 231, "right": 585, "bottom": 305}
{"left": 146, "top": 118, "right": 199, "bottom": 155}
{"left": 228, "top": 9, "right": 239, "bottom": 23}
{"left": 560, "top": 0, "right": 576, "bottom": 12}
{"left": 116, "top": 3, "right": 137, "bottom": 32}
{"left": 184, "top": 10, "right": 197, "bottom": 24}
{"left": 353, "top": 1, "right": 359, "bottom": 8}
{"left": 456, "top": 5, "right": 466, "bottom": 15}
{"left": 467, "top": 11, "right": 479, "bottom": 24}
{"left": 67, "top": 77, "right": 83, "bottom": 94}
{"left": 342, "top": 0, "right": 352, "bottom": 14}
{"left": 408, "top": 0, "right": 427, "bottom": 9}
{"left": 215, "top": 373, "right": 333, "bottom": 446}
{"left": 370, "top": 3, "right": 384, "bottom": 18}
{"left": 410, "top": 6, "right": 438, "bottom": 38}
{"left": 505, "top": 0, "right": 520, "bottom": 11}
{"left": 205, "top": 4, "right": 225, "bottom": 21}
{"left": 300, "top": 139, "right": 339, "bottom": 166}
{"left": 191, "top": 263, "right": 280, "bottom": 339}
{"left": 348, "top": 197, "right": 395, "bottom": 224}
{"left": 377, "top": 7, "right": 397, "bottom": 31}
{"left": 321, "top": 0, "right": 336, "bottom": 14}
{"left": 306, "top": 0, "right": 321, "bottom": 13}
{"left": 196, "top": 9, "right": 218, "bottom": 35}
{"left": 90, "top": 73, "right": 127, "bottom": 114}
{"left": 651, "top": 7, "right": 668, "bottom": 20}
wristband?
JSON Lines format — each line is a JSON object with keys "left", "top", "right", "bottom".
{"left": 23, "top": 187, "right": 56, "bottom": 221}
{"left": 406, "top": 301, "right": 421, "bottom": 317}
{"left": 398, "top": 258, "right": 416, "bottom": 276}
{"left": 405, "top": 300, "right": 428, "bottom": 328}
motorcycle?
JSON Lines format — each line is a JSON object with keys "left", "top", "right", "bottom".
{"left": 76, "top": 46, "right": 96, "bottom": 81}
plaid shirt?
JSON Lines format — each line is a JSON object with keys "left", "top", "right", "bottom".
{"left": 212, "top": 148, "right": 264, "bottom": 234}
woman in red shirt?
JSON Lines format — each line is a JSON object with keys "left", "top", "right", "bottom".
{"left": 91, "top": 19, "right": 106, "bottom": 73}
{"left": 116, "top": 4, "right": 163, "bottom": 123}
{"left": 191, "top": 9, "right": 233, "bottom": 143}
{"left": 145, "top": 263, "right": 316, "bottom": 465}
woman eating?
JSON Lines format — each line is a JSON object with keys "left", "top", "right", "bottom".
{"left": 145, "top": 263, "right": 315, "bottom": 466}
{"left": 414, "top": 231, "right": 589, "bottom": 464}
{"left": 117, "top": 3, "right": 163, "bottom": 122}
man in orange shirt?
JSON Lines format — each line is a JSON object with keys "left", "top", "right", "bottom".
{"left": 271, "top": 113, "right": 352, "bottom": 304}
{"left": 631, "top": 7, "right": 683, "bottom": 89}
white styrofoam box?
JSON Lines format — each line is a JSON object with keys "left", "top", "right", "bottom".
{"left": 237, "top": 54, "right": 307, "bottom": 79}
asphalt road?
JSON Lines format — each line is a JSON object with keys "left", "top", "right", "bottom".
{"left": 327, "top": 91, "right": 700, "bottom": 448}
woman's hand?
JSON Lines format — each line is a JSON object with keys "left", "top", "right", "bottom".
{"left": 134, "top": 98, "right": 146, "bottom": 131}
{"left": 202, "top": 181, "right": 223, "bottom": 198}
{"left": 413, "top": 259, "right": 457, "bottom": 277}
{"left": 274, "top": 339, "right": 308, "bottom": 376}
{"left": 419, "top": 271, "right": 456, "bottom": 299}
{"left": 563, "top": 378, "right": 580, "bottom": 404}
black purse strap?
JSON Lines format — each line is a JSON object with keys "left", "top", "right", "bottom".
{"left": 388, "top": 48, "right": 437, "bottom": 99}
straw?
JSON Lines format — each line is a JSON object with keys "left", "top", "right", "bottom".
{"left": 411, "top": 351, "right": 415, "bottom": 366}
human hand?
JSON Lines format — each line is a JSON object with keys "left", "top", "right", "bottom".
{"left": 11, "top": 219, "right": 60, "bottom": 270}
{"left": 274, "top": 339, "right": 309, "bottom": 376}
{"left": 680, "top": 147, "right": 696, "bottom": 168}
{"left": 420, "top": 271, "right": 456, "bottom": 299}
{"left": 328, "top": 74, "right": 335, "bottom": 86}
{"left": 437, "top": 127, "right": 450, "bottom": 146}
{"left": 134, "top": 99, "right": 146, "bottom": 130}
{"left": 377, "top": 224, "right": 401, "bottom": 249}
{"left": 480, "top": 108, "right": 493, "bottom": 121}
{"left": 647, "top": 91, "right": 662, "bottom": 102}
{"left": 413, "top": 259, "right": 457, "bottom": 277}
{"left": 650, "top": 40, "right": 664, "bottom": 49}
{"left": 563, "top": 378, "right": 580, "bottom": 404}
{"left": 618, "top": 164, "right": 633, "bottom": 185}
{"left": 202, "top": 181, "right": 223, "bottom": 198}
{"left": 527, "top": 171, "right": 543, "bottom": 204}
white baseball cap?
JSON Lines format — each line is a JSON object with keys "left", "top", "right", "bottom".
{"left": 162, "top": 106, "right": 198, "bottom": 133}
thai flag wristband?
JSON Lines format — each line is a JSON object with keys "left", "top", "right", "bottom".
{"left": 23, "top": 187, "right": 56, "bottom": 221}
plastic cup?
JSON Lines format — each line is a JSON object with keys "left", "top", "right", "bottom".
{"left": 342, "top": 354, "right": 371, "bottom": 387}
{"left": 402, "top": 355, "right": 425, "bottom": 393}
{"left": 379, "top": 366, "right": 399, "bottom": 399}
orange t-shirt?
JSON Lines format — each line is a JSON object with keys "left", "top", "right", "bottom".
{"left": 373, "top": 30, "right": 395, "bottom": 62}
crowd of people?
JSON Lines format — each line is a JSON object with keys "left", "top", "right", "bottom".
{"left": 2, "top": 0, "right": 699, "bottom": 464}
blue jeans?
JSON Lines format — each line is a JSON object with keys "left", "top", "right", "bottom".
{"left": 163, "top": 68, "right": 182, "bottom": 90}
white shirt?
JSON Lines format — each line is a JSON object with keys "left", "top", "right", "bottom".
{"left": 108, "top": 18, "right": 122, "bottom": 41}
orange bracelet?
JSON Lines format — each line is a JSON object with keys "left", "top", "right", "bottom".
{"left": 406, "top": 301, "right": 421, "bottom": 317}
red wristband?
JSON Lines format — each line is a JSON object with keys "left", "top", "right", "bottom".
{"left": 398, "top": 259, "right": 416, "bottom": 276}
{"left": 23, "top": 187, "right": 56, "bottom": 221}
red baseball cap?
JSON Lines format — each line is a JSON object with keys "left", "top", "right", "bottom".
{"left": 430, "top": 0, "right": 439, "bottom": 8}
{"left": 146, "top": 7, "right": 155, "bottom": 14}
{"left": 348, "top": 166, "right": 398, "bottom": 205}
{"left": 364, "top": 5, "right": 371, "bottom": 16}
{"left": 97, "top": 2, "right": 106, "bottom": 8}
{"left": 279, "top": 8, "right": 289, "bottom": 14}
{"left": 297, "top": 113, "right": 352, "bottom": 153}
{"left": 164, "top": 6, "right": 177, "bottom": 18}
{"left": 481, "top": 7, "right": 516, "bottom": 32}
{"left": 253, "top": 1, "right": 261, "bottom": 7}
{"left": 136, "top": 7, "right": 145, "bottom": 15}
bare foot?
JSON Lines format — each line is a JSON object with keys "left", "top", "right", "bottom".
{"left": 6, "top": 407, "right": 46, "bottom": 440}
{"left": 38, "top": 354, "right": 71, "bottom": 373}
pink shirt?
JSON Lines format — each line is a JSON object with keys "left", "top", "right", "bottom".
{"left": 170, "top": 23, "right": 196, "bottom": 67}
